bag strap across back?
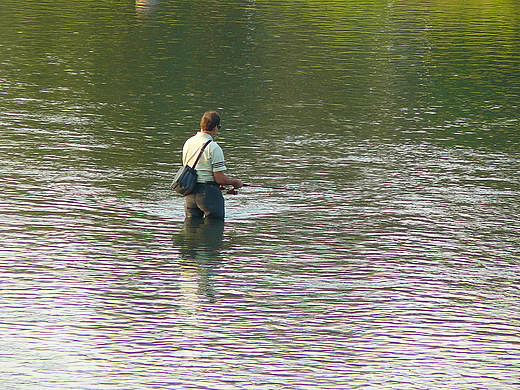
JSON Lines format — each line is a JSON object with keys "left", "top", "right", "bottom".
{"left": 187, "top": 140, "right": 212, "bottom": 168}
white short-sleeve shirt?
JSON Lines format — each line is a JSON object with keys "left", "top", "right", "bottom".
{"left": 182, "top": 132, "right": 226, "bottom": 183}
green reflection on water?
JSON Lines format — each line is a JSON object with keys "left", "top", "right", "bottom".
{"left": 1, "top": 0, "right": 518, "bottom": 191}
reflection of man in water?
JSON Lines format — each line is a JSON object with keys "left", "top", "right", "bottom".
{"left": 179, "top": 218, "right": 225, "bottom": 260}
{"left": 176, "top": 218, "right": 225, "bottom": 303}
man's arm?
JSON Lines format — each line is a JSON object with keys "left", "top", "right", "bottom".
{"left": 213, "top": 171, "right": 243, "bottom": 189}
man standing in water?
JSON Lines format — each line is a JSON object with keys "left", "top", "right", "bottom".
{"left": 182, "top": 110, "right": 243, "bottom": 219}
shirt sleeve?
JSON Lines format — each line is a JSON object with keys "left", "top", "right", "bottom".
{"left": 210, "top": 144, "right": 227, "bottom": 172}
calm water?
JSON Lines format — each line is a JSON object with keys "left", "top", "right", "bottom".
{"left": 1, "top": 1, "right": 520, "bottom": 389}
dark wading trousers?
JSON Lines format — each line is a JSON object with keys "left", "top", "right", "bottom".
{"left": 184, "top": 183, "right": 225, "bottom": 219}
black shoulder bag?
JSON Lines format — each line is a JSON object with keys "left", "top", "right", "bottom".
{"left": 170, "top": 140, "right": 212, "bottom": 195}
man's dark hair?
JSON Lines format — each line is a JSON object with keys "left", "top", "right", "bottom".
{"left": 200, "top": 111, "right": 220, "bottom": 132}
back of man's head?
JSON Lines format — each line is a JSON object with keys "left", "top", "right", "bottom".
{"left": 200, "top": 111, "right": 220, "bottom": 132}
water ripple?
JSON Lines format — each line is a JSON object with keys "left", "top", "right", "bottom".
{"left": 1, "top": 1, "right": 520, "bottom": 389}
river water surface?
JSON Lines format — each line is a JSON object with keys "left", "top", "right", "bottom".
{"left": 1, "top": 1, "right": 519, "bottom": 389}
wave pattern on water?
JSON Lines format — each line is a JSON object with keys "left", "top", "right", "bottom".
{"left": 2, "top": 128, "right": 520, "bottom": 390}
{"left": 1, "top": 1, "right": 520, "bottom": 389}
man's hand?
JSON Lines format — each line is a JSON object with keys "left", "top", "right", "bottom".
{"left": 214, "top": 171, "right": 243, "bottom": 189}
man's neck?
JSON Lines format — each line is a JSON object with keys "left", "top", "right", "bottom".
{"left": 201, "top": 130, "right": 216, "bottom": 137}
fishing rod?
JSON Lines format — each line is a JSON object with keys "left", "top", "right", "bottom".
{"left": 243, "top": 183, "right": 309, "bottom": 192}
{"left": 225, "top": 183, "right": 321, "bottom": 194}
